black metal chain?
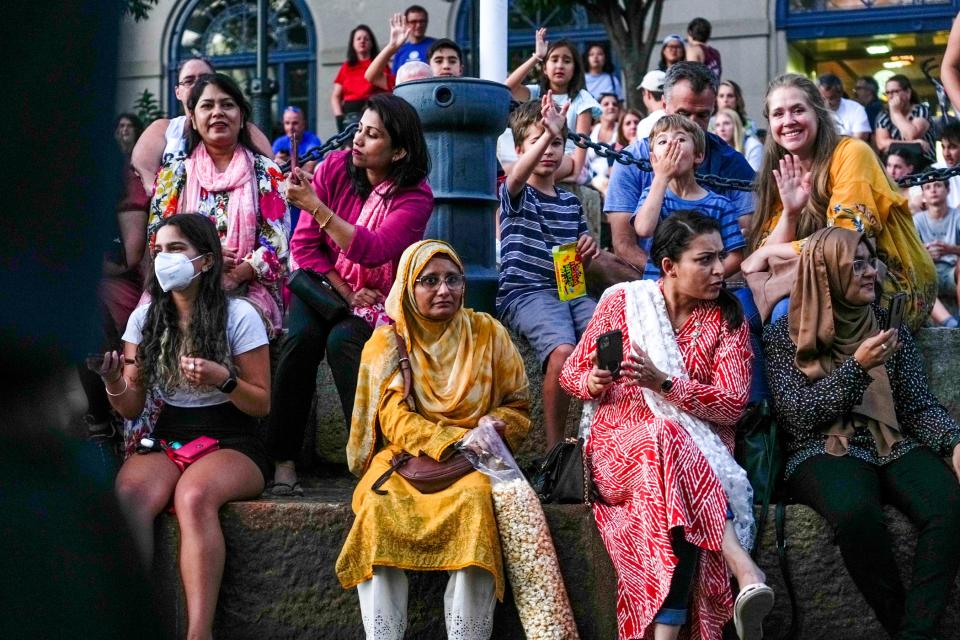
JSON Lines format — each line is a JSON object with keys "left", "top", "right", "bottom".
{"left": 280, "top": 122, "right": 960, "bottom": 191}
{"left": 277, "top": 122, "right": 358, "bottom": 174}
{"left": 567, "top": 131, "right": 960, "bottom": 192}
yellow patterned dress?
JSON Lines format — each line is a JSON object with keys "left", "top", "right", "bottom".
{"left": 759, "top": 137, "right": 936, "bottom": 329}
{"left": 335, "top": 241, "right": 531, "bottom": 600}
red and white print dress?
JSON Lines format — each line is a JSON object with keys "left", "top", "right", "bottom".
{"left": 559, "top": 287, "right": 752, "bottom": 640}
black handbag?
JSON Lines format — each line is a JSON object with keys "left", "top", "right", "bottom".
{"left": 532, "top": 437, "right": 592, "bottom": 504}
{"left": 288, "top": 268, "right": 350, "bottom": 322}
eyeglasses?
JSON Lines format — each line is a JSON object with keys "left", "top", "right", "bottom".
{"left": 415, "top": 274, "right": 465, "bottom": 291}
{"left": 407, "top": 19, "right": 428, "bottom": 24}
{"left": 852, "top": 257, "right": 878, "bottom": 275}
{"left": 177, "top": 75, "right": 199, "bottom": 88}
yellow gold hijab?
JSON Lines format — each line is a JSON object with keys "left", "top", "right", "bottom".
{"left": 347, "top": 240, "right": 530, "bottom": 476}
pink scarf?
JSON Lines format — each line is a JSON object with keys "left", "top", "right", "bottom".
{"left": 180, "top": 144, "right": 281, "bottom": 332}
{"left": 182, "top": 144, "right": 258, "bottom": 254}
{"left": 335, "top": 180, "right": 397, "bottom": 327}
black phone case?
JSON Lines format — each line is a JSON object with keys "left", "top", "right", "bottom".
{"left": 882, "top": 293, "right": 907, "bottom": 331}
{"left": 596, "top": 330, "right": 623, "bottom": 377}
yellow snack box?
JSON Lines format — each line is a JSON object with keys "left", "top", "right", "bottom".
{"left": 552, "top": 242, "right": 587, "bottom": 301}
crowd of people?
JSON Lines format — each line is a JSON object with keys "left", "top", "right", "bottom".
{"left": 83, "top": 6, "right": 960, "bottom": 640}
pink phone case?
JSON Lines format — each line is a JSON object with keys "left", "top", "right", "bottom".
{"left": 174, "top": 436, "right": 220, "bottom": 464}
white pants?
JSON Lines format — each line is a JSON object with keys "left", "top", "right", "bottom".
{"left": 356, "top": 566, "right": 496, "bottom": 640}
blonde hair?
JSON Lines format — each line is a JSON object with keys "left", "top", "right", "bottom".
{"left": 712, "top": 108, "right": 745, "bottom": 154}
{"left": 749, "top": 73, "right": 842, "bottom": 251}
{"left": 649, "top": 114, "right": 706, "bottom": 157}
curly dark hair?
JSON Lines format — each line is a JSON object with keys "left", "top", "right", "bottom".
{"left": 651, "top": 210, "right": 743, "bottom": 330}
{"left": 347, "top": 93, "right": 430, "bottom": 200}
{"left": 138, "top": 214, "right": 229, "bottom": 395}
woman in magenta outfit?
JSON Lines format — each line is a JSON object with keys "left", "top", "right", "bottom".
{"left": 266, "top": 93, "right": 433, "bottom": 494}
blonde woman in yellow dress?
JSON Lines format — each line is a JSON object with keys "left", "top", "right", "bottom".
{"left": 741, "top": 73, "right": 935, "bottom": 329}
{"left": 336, "top": 240, "right": 531, "bottom": 639}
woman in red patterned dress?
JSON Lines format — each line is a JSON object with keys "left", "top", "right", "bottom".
{"left": 560, "top": 211, "right": 773, "bottom": 640}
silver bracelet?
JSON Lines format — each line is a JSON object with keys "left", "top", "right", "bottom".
{"left": 105, "top": 377, "right": 129, "bottom": 397}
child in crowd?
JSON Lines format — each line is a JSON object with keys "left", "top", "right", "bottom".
{"left": 501, "top": 28, "right": 600, "bottom": 182}
{"left": 913, "top": 121, "right": 960, "bottom": 208}
{"left": 498, "top": 95, "right": 600, "bottom": 450}
{"left": 632, "top": 115, "right": 745, "bottom": 279}
{"left": 915, "top": 180, "right": 960, "bottom": 326}
{"left": 427, "top": 38, "right": 463, "bottom": 77}
{"left": 365, "top": 15, "right": 463, "bottom": 88}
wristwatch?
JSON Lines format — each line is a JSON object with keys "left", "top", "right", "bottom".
{"left": 660, "top": 377, "right": 674, "bottom": 394}
{"left": 218, "top": 375, "right": 238, "bottom": 394}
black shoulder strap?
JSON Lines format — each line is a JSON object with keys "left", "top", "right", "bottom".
{"left": 776, "top": 502, "right": 800, "bottom": 640}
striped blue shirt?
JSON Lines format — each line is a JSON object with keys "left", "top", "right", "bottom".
{"left": 631, "top": 187, "right": 746, "bottom": 280}
{"left": 497, "top": 182, "right": 589, "bottom": 314}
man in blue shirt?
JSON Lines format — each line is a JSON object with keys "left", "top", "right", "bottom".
{"left": 271, "top": 106, "right": 323, "bottom": 170}
{"left": 605, "top": 62, "right": 755, "bottom": 273}
{"left": 391, "top": 5, "right": 436, "bottom": 74}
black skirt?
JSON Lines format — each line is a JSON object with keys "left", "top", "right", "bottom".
{"left": 154, "top": 402, "right": 271, "bottom": 481}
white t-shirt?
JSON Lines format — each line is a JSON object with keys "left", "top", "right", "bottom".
{"left": 831, "top": 98, "right": 871, "bottom": 136}
{"left": 122, "top": 298, "right": 269, "bottom": 407}
{"left": 914, "top": 206, "right": 960, "bottom": 266}
{"left": 588, "top": 122, "right": 619, "bottom": 179}
{"left": 636, "top": 109, "right": 666, "bottom": 141}
{"left": 743, "top": 134, "right": 763, "bottom": 171}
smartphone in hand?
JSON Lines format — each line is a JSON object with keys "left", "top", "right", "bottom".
{"left": 881, "top": 292, "right": 907, "bottom": 332}
{"left": 596, "top": 329, "right": 623, "bottom": 378}
{"left": 289, "top": 133, "right": 300, "bottom": 185}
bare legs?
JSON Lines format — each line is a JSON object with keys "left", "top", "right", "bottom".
{"left": 543, "top": 344, "right": 575, "bottom": 450}
{"left": 115, "top": 449, "right": 265, "bottom": 640}
{"left": 115, "top": 452, "right": 181, "bottom": 567}
{"left": 722, "top": 520, "right": 766, "bottom": 588}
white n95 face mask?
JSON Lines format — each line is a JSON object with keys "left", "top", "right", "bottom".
{"left": 154, "top": 252, "right": 208, "bottom": 292}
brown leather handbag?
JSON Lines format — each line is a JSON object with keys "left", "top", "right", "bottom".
{"left": 371, "top": 329, "right": 475, "bottom": 495}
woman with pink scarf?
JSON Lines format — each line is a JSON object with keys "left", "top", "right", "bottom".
{"left": 268, "top": 93, "right": 433, "bottom": 495}
{"left": 148, "top": 73, "right": 290, "bottom": 336}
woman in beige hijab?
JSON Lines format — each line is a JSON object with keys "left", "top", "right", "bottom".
{"left": 762, "top": 226, "right": 960, "bottom": 638}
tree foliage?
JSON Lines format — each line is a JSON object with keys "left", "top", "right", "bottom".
{"left": 132, "top": 89, "right": 165, "bottom": 126}
{"left": 122, "top": 0, "right": 159, "bottom": 22}
{"left": 517, "top": 0, "right": 666, "bottom": 108}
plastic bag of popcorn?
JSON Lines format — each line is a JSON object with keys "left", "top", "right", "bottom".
{"left": 459, "top": 421, "right": 580, "bottom": 640}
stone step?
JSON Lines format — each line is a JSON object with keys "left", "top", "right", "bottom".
{"left": 154, "top": 493, "right": 960, "bottom": 639}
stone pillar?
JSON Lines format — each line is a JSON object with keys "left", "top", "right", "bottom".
{"left": 479, "top": 0, "right": 508, "bottom": 83}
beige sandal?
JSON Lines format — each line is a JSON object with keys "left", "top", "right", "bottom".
{"left": 734, "top": 583, "right": 775, "bottom": 640}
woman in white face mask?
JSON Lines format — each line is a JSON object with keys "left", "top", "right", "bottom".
{"left": 94, "top": 214, "right": 272, "bottom": 640}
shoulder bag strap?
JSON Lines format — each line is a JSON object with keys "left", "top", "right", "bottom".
{"left": 393, "top": 328, "right": 415, "bottom": 410}
{"left": 776, "top": 501, "right": 800, "bottom": 640}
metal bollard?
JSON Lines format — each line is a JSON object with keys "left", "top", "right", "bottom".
{"left": 394, "top": 78, "right": 510, "bottom": 314}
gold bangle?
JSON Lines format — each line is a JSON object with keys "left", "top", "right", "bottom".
{"left": 318, "top": 209, "right": 336, "bottom": 229}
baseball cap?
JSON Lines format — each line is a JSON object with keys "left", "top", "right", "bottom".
{"left": 662, "top": 34, "right": 684, "bottom": 47}
{"left": 638, "top": 70, "right": 666, "bottom": 92}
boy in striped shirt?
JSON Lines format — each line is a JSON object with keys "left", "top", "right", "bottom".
{"left": 632, "top": 114, "right": 745, "bottom": 279}
{"left": 497, "top": 94, "right": 600, "bottom": 450}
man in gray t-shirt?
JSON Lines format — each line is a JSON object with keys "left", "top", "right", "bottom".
{"left": 916, "top": 180, "right": 960, "bottom": 324}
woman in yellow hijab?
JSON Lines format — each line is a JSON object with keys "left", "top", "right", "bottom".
{"left": 336, "top": 240, "right": 531, "bottom": 639}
